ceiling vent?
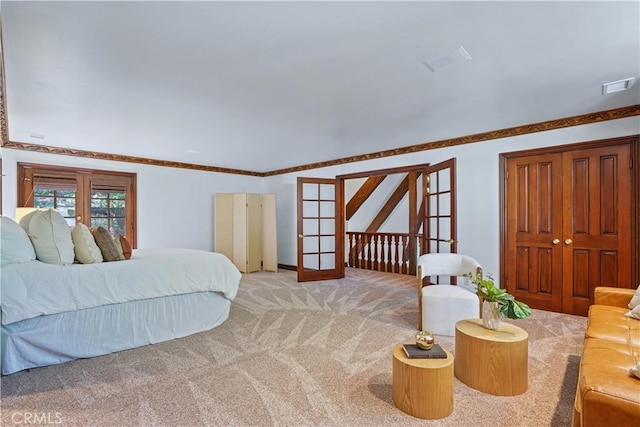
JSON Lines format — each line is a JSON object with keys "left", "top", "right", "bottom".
{"left": 421, "top": 46, "right": 472, "bottom": 72}
{"left": 602, "top": 77, "right": 635, "bottom": 95}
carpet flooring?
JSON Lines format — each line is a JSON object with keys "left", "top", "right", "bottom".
{"left": 0, "top": 268, "right": 587, "bottom": 426}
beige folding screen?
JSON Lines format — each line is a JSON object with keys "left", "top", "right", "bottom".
{"left": 214, "top": 193, "right": 277, "bottom": 273}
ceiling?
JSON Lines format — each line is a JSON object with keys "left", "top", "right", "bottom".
{"left": 2, "top": 1, "right": 639, "bottom": 173}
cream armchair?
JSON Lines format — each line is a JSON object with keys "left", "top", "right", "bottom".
{"left": 417, "top": 253, "right": 482, "bottom": 335}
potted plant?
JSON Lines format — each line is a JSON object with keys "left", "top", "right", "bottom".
{"left": 464, "top": 272, "right": 531, "bottom": 330}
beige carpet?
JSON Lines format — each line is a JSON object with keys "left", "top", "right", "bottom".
{"left": 1, "top": 268, "right": 587, "bottom": 426}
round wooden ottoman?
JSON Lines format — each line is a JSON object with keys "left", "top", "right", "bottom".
{"left": 392, "top": 344, "right": 454, "bottom": 419}
{"left": 454, "top": 319, "right": 528, "bottom": 396}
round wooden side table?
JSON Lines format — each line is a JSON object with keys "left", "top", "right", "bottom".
{"left": 392, "top": 344, "right": 454, "bottom": 419}
{"left": 454, "top": 319, "right": 528, "bottom": 396}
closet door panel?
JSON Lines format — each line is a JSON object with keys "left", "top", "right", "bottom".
{"left": 562, "top": 145, "right": 631, "bottom": 315}
{"left": 505, "top": 153, "right": 564, "bottom": 312}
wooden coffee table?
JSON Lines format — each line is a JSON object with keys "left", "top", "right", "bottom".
{"left": 392, "top": 343, "right": 454, "bottom": 419}
{"left": 454, "top": 319, "right": 528, "bottom": 396}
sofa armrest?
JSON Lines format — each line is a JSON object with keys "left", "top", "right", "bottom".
{"left": 594, "top": 287, "right": 636, "bottom": 308}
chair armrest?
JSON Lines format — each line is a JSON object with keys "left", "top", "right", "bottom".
{"left": 594, "top": 287, "right": 636, "bottom": 308}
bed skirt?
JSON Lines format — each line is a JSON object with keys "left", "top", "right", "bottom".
{"left": 1, "top": 291, "right": 231, "bottom": 375}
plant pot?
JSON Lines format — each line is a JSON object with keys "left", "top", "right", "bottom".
{"left": 482, "top": 301, "right": 501, "bottom": 330}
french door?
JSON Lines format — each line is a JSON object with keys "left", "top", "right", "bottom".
{"left": 422, "top": 158, "right": 457, "bottom": 256}
{"left": 502, "top": 138, "right": 634, "bottom": 315}
{"left": 296, "top": 177, "right": 344, "bottom": 282}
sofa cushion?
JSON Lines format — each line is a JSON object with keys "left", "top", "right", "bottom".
{"left": 586, "top": 305, "right": 640, "bottom": 348}
{"left": 71, "top": 223, "right": 103, "bottom": 264}
{"left": 594, "top": 287, "right": 637, "bottom": 309}
{"left": 578, "top": 338, "right": 640, "bottom": 426}
{"left": 28, "top": 209, "right": 75, "bottom": 265}
{"left": 0, "top": 216, "right": 36, "bottom": 265}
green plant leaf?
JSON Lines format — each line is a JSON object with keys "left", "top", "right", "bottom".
{"left": 511, "top": 300, "right": 532, "bottom": 319}
{"left": 465, "top": 271, "right": 531, "bottom": 319}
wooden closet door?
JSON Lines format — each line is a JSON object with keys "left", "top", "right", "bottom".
{"left": 504, "top": 141, "right": 633, "bottom": 316}
{"left": 562, "top": 145, "right": 631, "bottom": 315}
{"left": 505, "top": 153, "right": 564, "bottom": 312}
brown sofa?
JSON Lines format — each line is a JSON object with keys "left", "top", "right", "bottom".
{"left": 572, "top": 287, "right": 640, "bottom": 427}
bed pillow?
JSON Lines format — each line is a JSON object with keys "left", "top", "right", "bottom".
{"left": 18, "top": 209, "right": 43, "bottom": 233}
{"left": 113, "top": 234, "right": 132, "bottom": 260}
{"left": 71, "top": 223, "right": 103, "bottom": 264}
{"left": 0, "top": 216, "right": 36, "bottom": 265}
{"left": 91, "top": 226, "right": 125, "bottom": 262}
{"left": 28, "top": 209, "right": 75, "bottom": 265}
{"left": 628, "top": 285, "right": 640, "bottom": 309}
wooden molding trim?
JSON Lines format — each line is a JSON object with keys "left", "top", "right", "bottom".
{"left": 1, "top": 141, "right": 263, "bottom": 177}
{"left": 1, "top": 105, "right": 638, "bottom": 177}
{"left": 0, "top": 26, "right": 9, "bottom": 146}
{"left": 263, "top": 105, "right": 640, "bottom": 176}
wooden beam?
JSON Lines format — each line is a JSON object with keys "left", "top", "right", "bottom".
{"left": 365, "top": 171, "right": 422, "bottom": 233}
{"left": 345, "top": 175, "right": 386, "bottom": 220}
{"left": 415, "top": 199, "right": 425, "bottom": 236}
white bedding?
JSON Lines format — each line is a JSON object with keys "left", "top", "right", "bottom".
{"left": 1, "top": 248, "right": 241, "bottom": 325}
{"left": 2, "top": 291, "right": 231, "bottom": 374}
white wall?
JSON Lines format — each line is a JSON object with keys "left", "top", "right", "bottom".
{"left": 4, "top": 117, "right": 637, "bottom": 265}
{"left": 1, "top": 149, "right": 264, "bottom": 250}
{"left": 264, "top": 117, "right": 640, "bottom": 276}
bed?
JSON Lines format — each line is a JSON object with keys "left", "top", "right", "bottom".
{"left": 1, "top": 247, "right": 242, "bottom": 375}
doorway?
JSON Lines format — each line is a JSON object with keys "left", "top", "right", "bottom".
{"left": 296, "top": 160, "right": 457, "bottom": 282}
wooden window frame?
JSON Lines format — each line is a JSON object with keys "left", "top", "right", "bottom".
{"left": 17, "top": 163, "right": 137, "bottom": 248}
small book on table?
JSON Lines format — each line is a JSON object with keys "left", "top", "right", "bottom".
{"left": 402, "top": 343, "right": 447, "bottom": 359}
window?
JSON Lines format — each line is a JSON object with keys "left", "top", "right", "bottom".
{"left": 31, "top": 173, "right": 78, "bottom": 225}
{"left": 91, "top": 190, "right": 126, "bottom": 234}
{"left": 18, "top": 163, "right": 137, "bottom": 247}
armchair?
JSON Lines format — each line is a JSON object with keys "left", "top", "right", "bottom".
{"left": 417, "top": 253, "right": 482, "bottom": 335}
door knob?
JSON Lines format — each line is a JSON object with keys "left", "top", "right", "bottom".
{"left": 552, "top": 238, "right": 560, "bottom": 245}
{"left": 298, "top": 234, "right": 303, "bottom": 239}
{"left": 564, "top": 238, "right": 573, "bottom": 245}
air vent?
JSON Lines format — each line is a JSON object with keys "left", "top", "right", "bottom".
{"left": 602, "top": 77, "right": 635, "bottom": 95}
{"left": 421, "top": 46, "right": 472, "bottom": 72}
